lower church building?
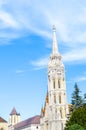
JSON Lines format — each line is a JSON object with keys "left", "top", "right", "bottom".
{"left": 1, "top": 26, "right": 69, "bottom": 130}
{"left": 8, "top": 108, "right": 40, "bottom": 130}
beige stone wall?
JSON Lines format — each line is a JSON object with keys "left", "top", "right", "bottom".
{"left": 0, "top": 122, "right": 8, "bottom": 130}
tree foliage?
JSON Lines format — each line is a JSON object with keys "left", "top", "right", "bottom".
{"left": 71, "top": 83, "right": 83, "bottom": 111}
{"left": 67, "top": 124, "right": 85, "bottom": 130}
{"left": 65, "top": 105, "right": 86, "bottom": 130}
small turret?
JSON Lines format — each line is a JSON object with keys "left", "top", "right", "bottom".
{"left": 9, "top": 107, "right": 20, "bottom": 126}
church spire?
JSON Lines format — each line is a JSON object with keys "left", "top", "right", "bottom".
{"left": 52, "top": 25, "right": 59, "bottom": 55}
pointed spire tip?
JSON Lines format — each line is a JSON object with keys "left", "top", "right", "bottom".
{"left": 53, "top": 25, "right": 56, "bottom": 32}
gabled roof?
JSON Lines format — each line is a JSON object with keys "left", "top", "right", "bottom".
{"left": 14, "top": 115, "right": 40, "bottom": 129}
{"left": 10, "top": 107, "right": 20, "bottom": 115}
{"left": 0, "top": 117, "right": 7, "bottom": 123}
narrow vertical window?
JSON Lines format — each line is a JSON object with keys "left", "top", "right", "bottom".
{"left": 14, "top": 116, "right": 16, "bottom": 123}
{"left": 11, "top": 117, "right": 12, "bottom": 124}
{"left": 59, "top": 94, "right": 61, "bottom": 103}
{"left": 58, "top": 80, "right": 60, "bottom": 88}
{"left": 53, "top": 80, "right": 55, "bottom": 89}
{"left": 60, "top": 109, "right": 62, "bottom": 118}
{"left": 55, "top": 108, "right": 57, "bottom": 113}
{"left": 54, "top": 94, "right": 56, "bottom": 103}
{"left": 61, "top": 123, "right": 63, "bottom": 130}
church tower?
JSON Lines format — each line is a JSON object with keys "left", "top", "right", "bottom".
{"left": 9, "top": 107, "right": 20, "bottom": 126}
{"left": 40, "top": 26, "right": 68, "bottom": 130}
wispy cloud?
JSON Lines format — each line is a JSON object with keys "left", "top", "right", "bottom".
{"left": 0, "top": 0, "right": 86, "bottom": 44}
{"left": 0, "top": 10, "right": 19, "bottom": 28}
{"left": 77, "top": 77, "right": 86, "bottom": 82}
{"left": 31, "top": 45, "right": 86, "bottom": 69}
{"left": 67, "top": 75, "right": 86, "bottom": 84}
{"left": 63, "top": 47, "right": 86, "bottom": 64}
{"left": 0, "top": 0, "right": 86, "bottom": 65}
{"left": 31, "top": 57, "right": 48, "bottom": 70}
{"left": 72, "top": 75, "right": 86, "bottom": 83}
{"left": 16, "top": 70, "right": 24, "bottom": 74}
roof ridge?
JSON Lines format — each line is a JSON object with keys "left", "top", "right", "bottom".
{"left": 14, "top": 115, "right": 40, "bottom": 129}
{"left": 0, "top": 117, "right": 7, "bottom": 123}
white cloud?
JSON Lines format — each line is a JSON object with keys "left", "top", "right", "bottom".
{"left": 0, "top": 0, "right": 86, "bottom": 45}
{"left": 31, "top": 57, "right": 48, "bottom": 70}
{"left": 62, "top": 47, "right": 86, "bottom": 63}
{"left": 71, "top": 75, "right": 86, "bottom": 83}
{"left": 31, "top": 45, "right": 86, "bottom": 70}
{"left": 0, "top": 0, "right": 86, "bottom": 64}
{"left": 0, "top": 10, "right": 19, "bottom": 28}
{"left": 77, "top": 77, "right": 86, "bottom": 82}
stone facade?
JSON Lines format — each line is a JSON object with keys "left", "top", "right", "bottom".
{"left": 40, "top": 26, "right": 69, "bottom": 130}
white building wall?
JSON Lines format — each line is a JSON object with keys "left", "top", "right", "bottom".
{"left": 13, "top": 124, "right": 40, "bottom": 130}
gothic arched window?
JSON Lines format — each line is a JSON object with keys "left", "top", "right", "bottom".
{"left": 54, "top": 94, "right": 56, "bottom": 103}
{"left": 53, "top": 80, "right": 55, "bottom": 89}
{"left": 58, "top": 80, "right": 60, "bottom": 88}
{"left": 59, "top": 94, "right": 61, "bottom": 104}
{"left": 60, "top": 109, "right": 62, "bottom": 118}
{"left": 61, "top": 122, "right": 63, "bottom": 130}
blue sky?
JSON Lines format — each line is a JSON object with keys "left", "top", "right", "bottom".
{"left": 0, "top": 0, "right": 86, "bottom": 122}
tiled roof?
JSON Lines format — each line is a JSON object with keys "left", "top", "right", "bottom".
{"left": 14, "top": 115, "right": 40, "bottom": 129}
{"left": 0, "top": 117, "right": 7, "bottom": 123}
{"left": 10, "top": 107, "right": 20, "bottom": 115}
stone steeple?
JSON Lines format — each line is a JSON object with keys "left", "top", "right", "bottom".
{"left": 48, "top": 26, "right": 68, "bottom": 130}
{"left": 52, "top": 25, "right": 59, "bottom": 55}
{"left": 40, "top": 26, "right": 69, "bottom": 130}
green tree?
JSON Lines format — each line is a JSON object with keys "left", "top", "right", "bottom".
{"left": 68, "top": 124, "right": 85, "bottom": 130}
{"left": 71, "top": 83, "right": 83, "bottom": 110}
{"left": 65, "top": 105, "right": 86, "bottom": 130}
{"left": 83, "top": 93, "right": 86, "bottom": 104}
